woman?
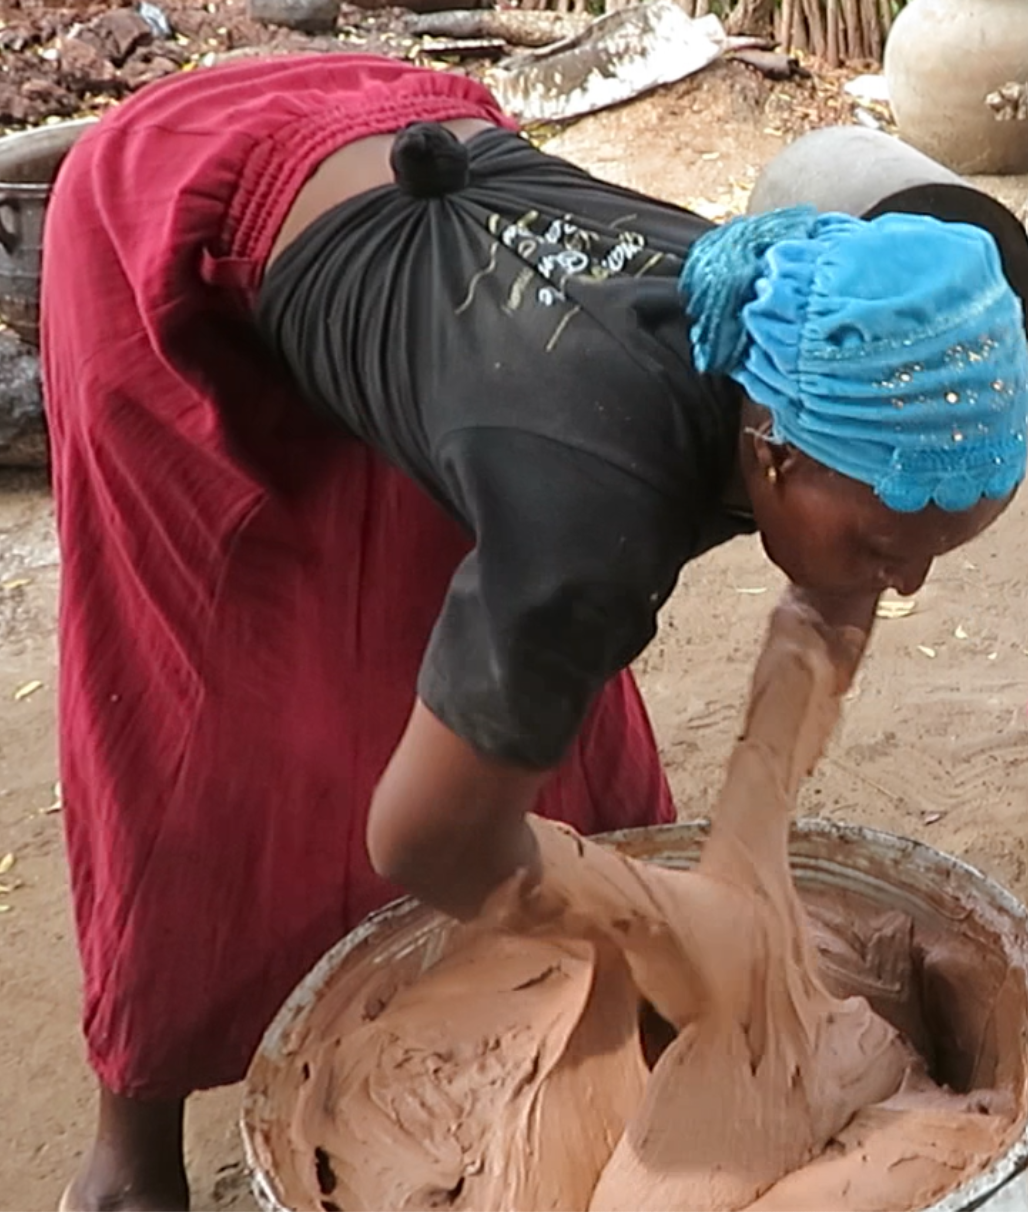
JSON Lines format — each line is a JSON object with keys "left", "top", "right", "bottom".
{"left": 41, "top": 53, "right": 1027, "bottom": 1211}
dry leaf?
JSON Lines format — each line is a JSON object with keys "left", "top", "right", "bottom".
{"left": 0, "top": 904, "right": 10, "bottom": 914}
{"left": 916, "top": 645, "right": 937, "bottom": 658}
{"left": 954, "top": 625, "right": 969, "bottom": 640}
{"left": 876, "top": 597, "right": 917, "bottom": 620}
{"left": 41, "top": 780, "right": 63, "bottom": 815}
{"left": 923, "top": 812, "right": 943, "bottom": 825}
{"left": 13, "top": 680, "right": 43, "bottom": 701}
{"left": 0, "top": 853, "right": 13, "bottom": 876}
{"left": 1, "top": 577, "right": 30, "bottom": 591}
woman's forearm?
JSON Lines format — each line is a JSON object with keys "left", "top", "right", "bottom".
{"left": 778, "top": 583, "right": 879, "bottom": 693}
{"left": 734, "top": 585, "right": 880, "bottom": 796}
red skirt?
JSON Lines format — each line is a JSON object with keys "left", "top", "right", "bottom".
{"left": 41, "top": 54, "right": 675, "bottom": 1100}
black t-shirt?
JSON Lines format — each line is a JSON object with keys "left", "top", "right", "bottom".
{"left": 257, "top": 127, "right": 753, "bottom": 769}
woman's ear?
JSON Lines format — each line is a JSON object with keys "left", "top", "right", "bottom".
{"left": 750, "top": 428, "right": 776, "bottom": 474}
{"left": 741, "top": 402, "right": 796, "bottom": 485}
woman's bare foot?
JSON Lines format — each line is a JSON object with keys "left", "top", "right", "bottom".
{"left": 61, "top": 1086, "right": 189, "bottom": 1211}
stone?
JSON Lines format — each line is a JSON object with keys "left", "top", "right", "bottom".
{"left": 247, "top": 0, "right": 341, "bottom": 35}
{"left": 0, "top": 86, "right": 36, "bottom": 126}
{"left": 58, "top": 36, "right": 120, "bottom": 89}
{"left": 0, "top": 25, "right": 39, "bottom": 53}
{"left": 121, "top": 52, "right": 182, "bottom": 90}
{"left": 86, "top": 9, "right": 154, "bottom": 67}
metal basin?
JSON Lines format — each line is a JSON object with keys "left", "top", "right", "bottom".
{"left": 0, "top": 119, "right": 97, "bottom": 346}
{"left": 242, "top": 819, "right": 1028, "bottom": 1212}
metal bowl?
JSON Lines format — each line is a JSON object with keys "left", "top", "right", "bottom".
{"left": 242, "top": 818, "right": 1028, "bottom": 1212}
{"left": 0, "top": 118, "right": 98, "bottom": 346}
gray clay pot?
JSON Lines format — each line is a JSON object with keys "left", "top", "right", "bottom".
{"left": 745, "top": 126, "right": 1028, "bottom": 330}
{"left": 884, "top": 0, "right": 1028, "bottom": 176}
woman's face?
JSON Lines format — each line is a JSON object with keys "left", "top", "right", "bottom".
{"left": 742, "top": 428, "right": 1014, "bottom": 597}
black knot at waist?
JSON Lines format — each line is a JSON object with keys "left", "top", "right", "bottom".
{"left": 389, "top": 121, "right": 472, "bottom": 199}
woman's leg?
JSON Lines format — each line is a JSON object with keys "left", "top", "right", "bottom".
{"left": 64, "top": 1090, "right": 187, "bottom": 1212}
{"left": 53, "top": 457, "right": 673, "bottom": 1212}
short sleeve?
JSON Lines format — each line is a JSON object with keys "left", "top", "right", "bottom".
{"left": 417, "top": 427, "right": 696, "bottom": 769}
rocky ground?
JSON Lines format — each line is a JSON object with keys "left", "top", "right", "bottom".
{"left": 0, "top": 0, "right": 884, "bottom": 131}
{"left": 0, "top": 0, "right": 424, "bottom": 128}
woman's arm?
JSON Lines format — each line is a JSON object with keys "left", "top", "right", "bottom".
{"left": 367, "top": 587, "right": 881, "bottom": 921}
{"left": 366, "top": 699, "right": 548, "bottom": 920}
{"left": 367, "top": 434, "right": 692, "bottom": 919}
{"left": 777, "top": 583, "right": 880, "bottom": 694}
{"left": 366, "top": 586, "right": 883, "bottom": 1030}
{"left": 740, "top": 584, "right": 879, "bottom": 791}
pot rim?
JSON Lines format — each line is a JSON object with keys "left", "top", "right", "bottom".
{"left": 0, "top": 117, "right": 99, "bottom": 191}
{"left": 0, "top": 182, "right": 52, "bottom": 200}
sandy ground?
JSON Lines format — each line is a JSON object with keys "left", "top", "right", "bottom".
{"left": 1, "top": 64, "right": 1027, "bottom": 1212}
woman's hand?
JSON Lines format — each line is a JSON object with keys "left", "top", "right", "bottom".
{"left": 476, "top": 813, "right": 727, "bottom": 1029}
{"left": 367, "top": 709, "right": 708, "bottom": 1025}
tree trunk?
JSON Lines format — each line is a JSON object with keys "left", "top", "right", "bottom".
{"left": 863, "top": 0, "right": 882, "bottom": 63}
{"left": 826, "top": 0, "right": 840, "bottom": 67}
{"left": 841, "top": 0, "right": 863, "bottom": 60}
{"left": 779, "top": 0, "right": 796, "bottom": 50}
{"left": 879, "top": 0, "right": 894, "bottom": 39}
{"left": 803, "top": 0, "right": 827, "bottom": 59}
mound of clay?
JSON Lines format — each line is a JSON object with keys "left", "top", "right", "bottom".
{"left": 283, "top": 609, "right": 1021, "bottom": 1211}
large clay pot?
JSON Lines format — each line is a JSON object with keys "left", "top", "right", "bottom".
{"left": 745, "top": 127, "right": 1028, "bottom": 332}
{"left": 884, "top": 0, "right": 1028, "bottom": 176}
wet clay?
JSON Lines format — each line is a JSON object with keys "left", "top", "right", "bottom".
{"left": 274, "top": 609, "right": 1024, "bottom": 1211}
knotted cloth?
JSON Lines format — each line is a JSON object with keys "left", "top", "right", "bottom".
{"left": 681, "top": 207, "right": 1028, "bottom": 512}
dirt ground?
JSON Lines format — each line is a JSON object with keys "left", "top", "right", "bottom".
{"left": 1, "top": 54, "right": 1027, "bottom": 1212}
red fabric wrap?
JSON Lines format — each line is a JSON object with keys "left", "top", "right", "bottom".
{"left": 41, "top": 54, "right": 675, "bottom": 1099}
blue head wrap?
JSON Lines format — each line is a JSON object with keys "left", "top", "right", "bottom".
{"left": 680, "top": 206, "right": 1028, "bottom": 512}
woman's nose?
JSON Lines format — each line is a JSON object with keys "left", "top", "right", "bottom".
{"left": 888, "top": 559, "right": 932, "bottom": 597}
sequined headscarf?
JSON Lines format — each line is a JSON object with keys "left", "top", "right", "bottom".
{"left": 680, "top": 207, "right": 1028, "bottom": 512}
